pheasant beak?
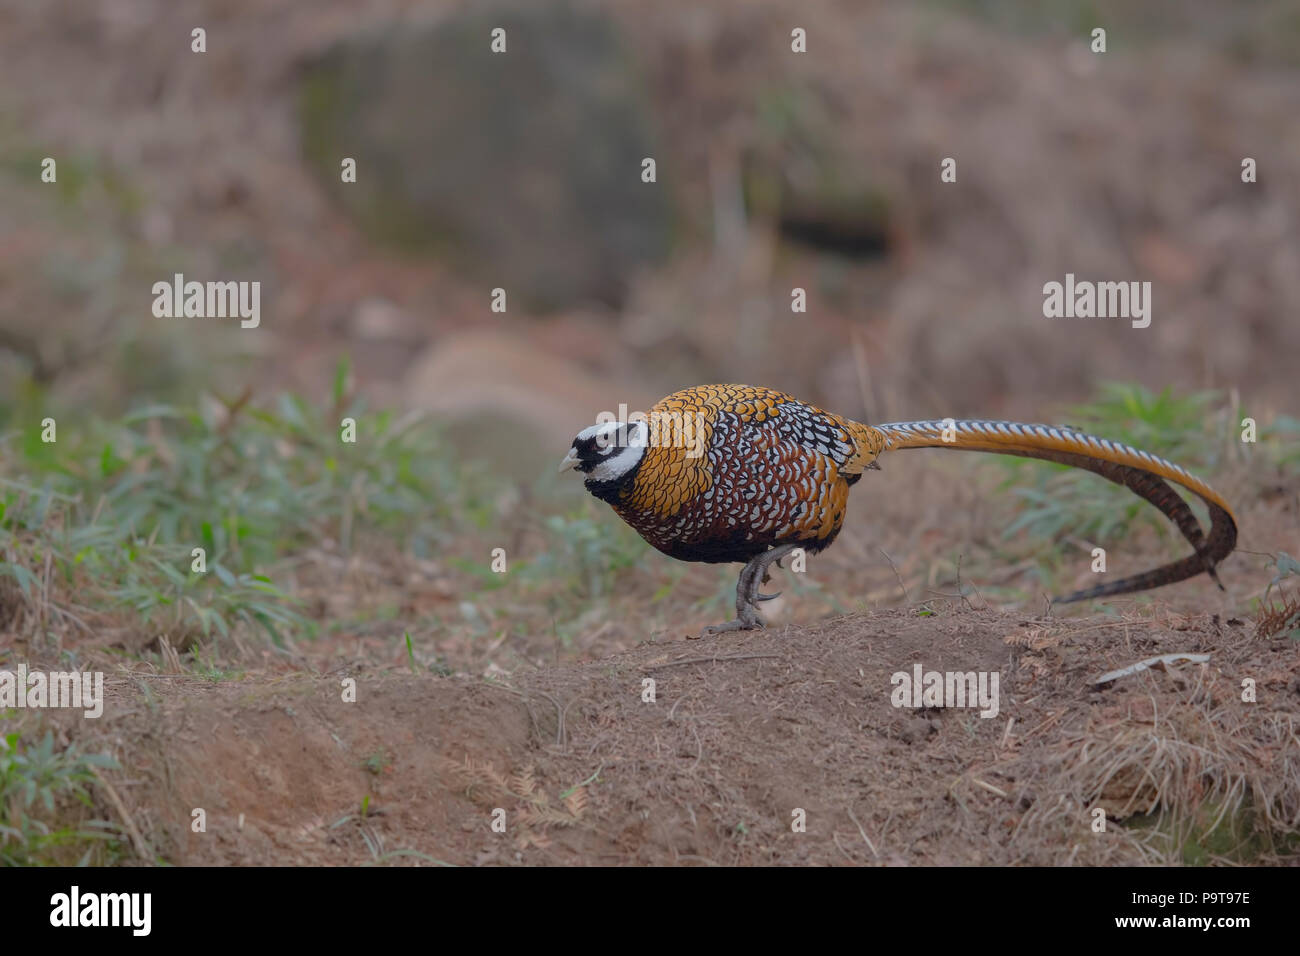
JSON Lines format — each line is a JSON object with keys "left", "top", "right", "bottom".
{"left": 557, "top": 448, "right": 581, "bottom": 473}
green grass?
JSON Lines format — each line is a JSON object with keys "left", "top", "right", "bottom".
{"left": 993, "top": 383, "right": 1259, "bottom": 548}
{"left": 0, "top": 360, "right": 491, "bottom": 648}
{"left": 925, "top": 0, "right": 1300, "bottom": 67}
{"left": 0, "top": 729, "right": 122, "bottom": 866}
{"left": 525, "top": 511, "right": 646, "bottom": 599}
{"left": 1263, "top": 414, "right": 1300, "bottom": 467}
{"left": 363, "top": 751, "right": 391, "bottom": 776}
{"left": 1128, "top": 800, "right": 1300, "bottom": 865}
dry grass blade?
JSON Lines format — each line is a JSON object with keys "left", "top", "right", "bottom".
{"left": 1254, "top": 597, "right": 1300, "bottom": 640}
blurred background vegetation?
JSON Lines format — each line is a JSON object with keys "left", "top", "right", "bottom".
{"left": 1, "top": 0, "right": 1297, "bottom": 672}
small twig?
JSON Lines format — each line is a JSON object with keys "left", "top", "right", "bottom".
{"left": 482, "top": 683, "right": 575, "bottom": 749}
{"left": 971, "top": 777, "right": 1008, "bottom": 799}
{"left": 955, "top": 553, "right": 986, "bottom": 610}
{"left": 1092, "top": 653, "right": 1210, "bottom": 687}
{"left": 117, "top": 673, "right": 200, "bottom": 680}
{"left": 40, "top": 550, "right": 53, "bottom": 638}
{"left": 955, "top": 554, "right": 971, "bottom": 610}
{"left": 558, "top": 694, "right": 582, "bottom": 750}
{"left": 645, "top": 654, "right": 780, "bottom": 671}
{"left": 879, "top": 548, "right": 909, "bottom": 602}
{"left": 846, "top": 807, "right": 879, "bottom": 858}
{"left": 831, "top": 831, "right": 857, "bottom": 863}
{"left": 519, "top": 695, "right": 544, "bottom": 744}
{"left": 46, "top": 603, "right": 94, "bottom": 634}
{"left": 668, "top": 692, "right": 690, "bottom": 721}
{"left": 91, "top": 768, "right": 153, "bottom": 863}
{"left": 1023, "top": 710, "right": 1066, "bottom": 740}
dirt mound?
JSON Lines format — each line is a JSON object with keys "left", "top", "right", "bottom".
{"left": 67, "top": 606, "right": 1298, "bottom": 865}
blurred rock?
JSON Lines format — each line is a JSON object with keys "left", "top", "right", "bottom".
{"left": 403, "top": 329, "right": 657, "bottom": 443}
{"left": 299, "top": 2, "right": 672, "bottom": 312}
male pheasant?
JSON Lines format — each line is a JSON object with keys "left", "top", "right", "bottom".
{"left": 558, "top": 384, "right": 1236, "bottom": 634}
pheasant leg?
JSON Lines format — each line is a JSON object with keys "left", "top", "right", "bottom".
{"left": 702, "top": 544, "right": 800, "bottom": 636}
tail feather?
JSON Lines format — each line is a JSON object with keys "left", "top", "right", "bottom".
{"left": 867, "top": 419, "right": 1237, "bottom": 603}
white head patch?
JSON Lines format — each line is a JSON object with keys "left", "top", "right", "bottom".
{"left": 582, "top": 420, "right": 648, "bottom": 483}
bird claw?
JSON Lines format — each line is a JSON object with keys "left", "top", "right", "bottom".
{"left": 701, "top": 605, "right": 765, "bottom": 637}
{"left": 705, "top": 543, "right": 800, "bottom": 637}
{"left": 701, "top": 618, "right": 763, "bottom": 637}
{"left": 707, "top": 621, "right": 759, "bottom": 634}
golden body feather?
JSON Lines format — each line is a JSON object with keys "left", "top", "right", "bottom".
{"left": 608, "top": 384, "right": 884, "bottom": 563}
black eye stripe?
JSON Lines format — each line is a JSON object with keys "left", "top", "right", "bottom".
{"left": 575, "top": 424, "right": 644, "bottom": 457}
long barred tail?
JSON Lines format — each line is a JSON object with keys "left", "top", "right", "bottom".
{"left": 867, "top": 419, "right": 1237, "bottom": 603}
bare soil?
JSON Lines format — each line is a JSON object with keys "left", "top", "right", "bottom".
{"left": 41, "top": 604, "right": 1298, "bottom": 866}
